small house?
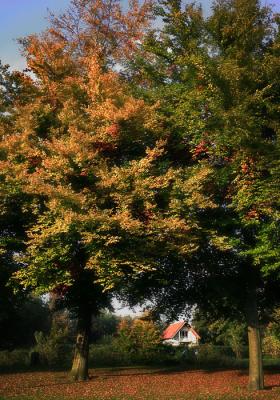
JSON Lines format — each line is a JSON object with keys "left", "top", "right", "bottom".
{"left": 162, "top": 321, "right": 200, "bottom": 346}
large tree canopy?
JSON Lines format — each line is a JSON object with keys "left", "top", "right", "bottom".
{"left": 121, "top": 0, "right": 280, "bottom": 390}
{"left": 1, "top": 0, "right": 279, "bottom": 391}
{"left": 0, "top": 0, "right": 219, "bottom": 381}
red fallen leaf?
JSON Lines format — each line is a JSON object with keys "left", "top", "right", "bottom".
{"left": 193, "top": 140, "right": 209, "bottom": 159}
{"left": 28, "top": 156, "right": 42, "bottom": 167}
{"left": 93, "top": 141, "right": 117, "bottom": 152}
{"left": 106, "top": 123, "right": 120, "bottom": 137}
{"left": 52, "top": 283, "right": 69, "bottom": 296}
{"left": 246, "top": 209, "right": 259, "bottom": 220}
{"left": 167, "top": 64, "right": 177, "bottom": 76}
{"left": 241, "top": 162, "right": 249, "bottom": 173}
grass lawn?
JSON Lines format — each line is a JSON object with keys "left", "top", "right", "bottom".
{"left": 0, "top": 366, "right": 280, "bottom": 400}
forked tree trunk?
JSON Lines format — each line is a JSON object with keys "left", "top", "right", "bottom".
{"left": 245, "top": 285, "right": 264, "bottom": 390}
{"left": 70, "top": 310, "right": 91, "bottom": 381}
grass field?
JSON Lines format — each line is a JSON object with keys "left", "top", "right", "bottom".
{"left": 0, "top": 367, "right": 280, "bottom": 400}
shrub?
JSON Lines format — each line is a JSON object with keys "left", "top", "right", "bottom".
{"left": 0, "top": 349, "right": 30, "bottom": 372}
{"left": 263, "top": 310, "right": 280, "bottom": 358}
{"left": 89, "top": 343, "right": 131, "bottom": 367}
{"left": 195, "top": 344, "right": 237, "bottom": 368}
{"left": 116, "top": 318, "right": 161, "bottom": 356}
{"left": 33, "top": 322, "right": 72, "bottom": 367}
{"left": 263, "top": 335, "right": 280, "bottom": 358}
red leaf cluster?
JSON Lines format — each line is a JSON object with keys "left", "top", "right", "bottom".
{"left": 245, "top": 209, "right": 259, "bottom": 220}
{"left": 106, "top": 123, "right": 120, "bottom": 137}
{"left": 193, "top": 140, "right": 209, "bottom": 159}
{"left": 52, "top": 284, "right": 69, "bottom": 297}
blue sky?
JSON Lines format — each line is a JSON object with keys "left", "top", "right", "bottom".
{"left": 0, "top": 0, "right": 280, "bottom": 69}
{"left": 0, "top": 0, "right": 70, "bottom": 69}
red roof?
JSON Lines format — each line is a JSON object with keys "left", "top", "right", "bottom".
{"left": 162, "top": 321, "right": 201, "bottom": 340}
{"left": 162, "top": 321, "right": 186, "bottom": 340}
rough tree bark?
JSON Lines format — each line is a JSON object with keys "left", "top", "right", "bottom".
{"left": 245, "top": 283, "right": 264, "bottom": 391}
{"left": 70, "top": 309, "right": 91, "bottom": 381}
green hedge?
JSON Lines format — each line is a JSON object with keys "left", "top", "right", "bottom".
{"left": 0, "top": 349, "right": 30, "bottom": 372}
{"left": 0, "top": 344, "right": 256, "bottom": 372}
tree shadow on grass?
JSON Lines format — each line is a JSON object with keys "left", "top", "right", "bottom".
{"left": 236, "top": 369, "right": 280, "bottom": 376}
{"left": 88, "top": 365, "right": 244, "bottom": 379}
{"left": 265, "top": 384, "right": 280, "bottom": 390}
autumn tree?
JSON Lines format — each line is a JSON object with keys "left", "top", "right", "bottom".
{"left": 123, "top": 0, "right": 280, "bottom": 390}
{"left": 116, "top": 317, "right": 161, "bottom": 355}
{"left": 0, "top": 0, "right": 155, "bottom": 381}
{"left": 0, "top": 0, "right": 223, "bottom": 381}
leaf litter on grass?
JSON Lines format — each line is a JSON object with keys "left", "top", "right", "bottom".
{"left": 0, "top": 368, "right": 280, "bottom": 400}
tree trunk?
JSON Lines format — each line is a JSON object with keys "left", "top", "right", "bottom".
{"left": 245, "top": 285, "right": 264, "bottom": 390}
{"left": 70, "top": 310, "right": 91, "bottom": 381}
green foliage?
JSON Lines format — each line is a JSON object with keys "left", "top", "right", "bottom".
{"left": 92, "top": 311, "right": 120, "bottom": 342}
{"left": 208, "top": 320, "right": 247, "bottom": 359}
{"left": 0, "top": 296, "right": 50, "bottom": 350}
{"left": 0, "top": 64, "right": 45, "bottom": 349}
{"left": 195, "top": 344, "right": 246, "bottom": 368}
{"left": 122, "top": 0, "right": 280, "bottom": 330}
{"left": 263, "top": 308, "right": 280, "bottom": 357}
{"left": 263, "top": 335, "right": 280, "bottom": 358}
{"left": 88, "top": 343, "right": 132, "bottom": 367}
{"left": 193, "top": 310, "right": 248, "bottom": 359}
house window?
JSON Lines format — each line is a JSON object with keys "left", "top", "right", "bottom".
{"left": 181, "top": 330, "right": 188, "bottom": 338}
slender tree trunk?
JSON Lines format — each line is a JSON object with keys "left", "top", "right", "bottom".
{"left": 245, "top": 285, "right": 264, "bottom": 390}
{"left": 70, "top": 309, "right": 91, "bottom": 381}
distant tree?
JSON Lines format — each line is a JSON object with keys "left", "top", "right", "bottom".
{"left": 91, "top": 311, "right": 120, "bottom": 342}
{"left": 0, "top": 295, "right": 50, "bottom": 350}
{"left": 116, "top": 317, "right": 161, "bottom": 355}
{"left": 34, "top": 314, "right": 70, "bottom": 367}
{"left": 208, "top": 319, "right": 247, "bottom": 359}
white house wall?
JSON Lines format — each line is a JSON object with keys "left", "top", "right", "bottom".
{"left": 187, "top": 330, "right": 198, "bottom": 344}
{"left": 163, "top": 327, "right": 199, "bottom": 346}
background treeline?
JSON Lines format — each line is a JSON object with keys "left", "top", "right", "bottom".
{"left": 1, "top": 303, "right": 280, "bottom": 372}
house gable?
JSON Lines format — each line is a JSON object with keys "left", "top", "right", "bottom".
{"left": 162, "top": 321, "right": 186, "bottom": 340}
{"left": 162, "top": 321, "right": 200, "bottom": 346}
